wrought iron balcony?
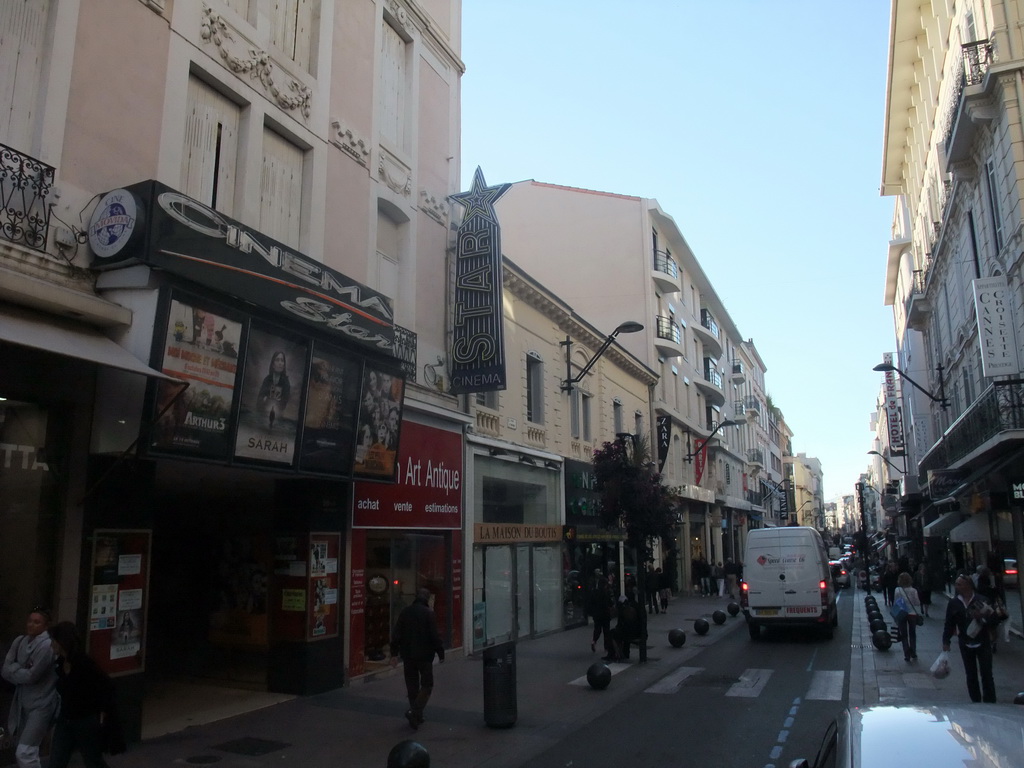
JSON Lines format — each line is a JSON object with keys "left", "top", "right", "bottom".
{"left": 747, "top": 448, "right": 764, "bottom": 466}
{"left": 699, "top": 309, "right": 720, "bottom": 339}
{"left": 906, "top": 269, "right": 930, "bottom": 331}
{"left": 702, "top": 362, "right": 722, "bottom": 389}
{"left": 744, "top": 395, "right": 761, "bottom": 416}
{"left": 733, "top": 400, "right": 747, "bottom": 419}
{"left": 943, "top": 40, "right": 994, "bottom": 164}
{"left": 653, "top": 249, "right": 678, "bottom": 279}
{"left": 655, "top": 314, "right": 681, "bottom": 344}
{"left": 1, "top": 143, "right": 55, "bottom": 252}
{"left": 918, "top": 380, "right": 1024, "bottom": 476}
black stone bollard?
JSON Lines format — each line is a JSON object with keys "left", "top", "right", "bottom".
{"left": 1013, "top": 692, "right": 1024, "bottom": 705}
{"left": 727, "top": 602, "right": 740, "bottom": 616}
{"left": 387, "top": 740, "right": 430, "bottom": 768}
{"left": 694, "top": 618, "right": 710, "bottom": 635}
{"left": 712, "top": 610, "right": 727, "bottom": 625}
{"left": 872, "top": 629, "right": 892, "bottom": 651}
{"left": 586, "top": 662, "right": 611, "bottom": 690}
{"left": 668, "top": 628, "right": 686, "bottom": 647}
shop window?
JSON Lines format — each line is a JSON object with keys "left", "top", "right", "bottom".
{"left": 612, "top": 398, "right": 622, "bottom": 434}
{"left": 581, "top": 392, "right": 592, "bottom": 442}
{"left": 182, "top": 76, "right": 240, "bottom": 217}
{"left": 260, "top": 127, "right": 304, "bottom": 248}
{"left": 475, "top": 390, "right": 498, "bottom": 409}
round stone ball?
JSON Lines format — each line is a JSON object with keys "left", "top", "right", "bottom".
{"left": 694, "top": 618, "right": 710, "bottom": 635}
{"left": 727, "top": 602, "right": 740, "bottom": 616}
{"left": 872, "top": 629, "right": 893, "bottom": 651}
{"left": 668, "top": 628, "right": 687, "bottom": 648}
{"left": 869, "top": 619, "right": 888, "bottom": 634}
{"left": 586, "top": 662, "right": 612, "bottom": 690}
{"left": 387, "top": 740, "right": 431, "bottom": 768}
{"left": 712, "top": 610, "right": 727, "bottom": 625}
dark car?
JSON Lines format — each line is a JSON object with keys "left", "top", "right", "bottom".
{"left": 790, "top": 704, "right": 1024, "bottom": 768}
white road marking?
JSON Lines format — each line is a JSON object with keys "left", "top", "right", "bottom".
{"left": 806, "top": 670, "right": 845, "bottom": 700}
{"left": 726, "top": 668, "right": 773, "bottom": 697}
{"left": 644, "top": 666, "right": 703, "bottom": 694}
{"left": 568, "top": 662, "right": 631, "bottom": 687}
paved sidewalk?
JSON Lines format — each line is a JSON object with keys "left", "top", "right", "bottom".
{"left": 849, "top": 585, "right": 1024, "bottom": 708}
{"left": 108, "top": 588, "right": 1024, "bottom": 767}
{"left": 112, "top": 593, "right": 745, "bottom": 768}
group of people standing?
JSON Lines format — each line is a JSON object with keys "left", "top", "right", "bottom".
{"left": 690, "top": 556, "right": 742, "bottom": 598}
{"left": 3, "top": 609, "right": 122, "bottom": 768}
{"left": 586, "top": 570, "right": 647, "bottom": 662}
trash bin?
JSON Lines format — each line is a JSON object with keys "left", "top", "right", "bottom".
{"left": 482, "top": 641, "right": 516, "bottom": 728}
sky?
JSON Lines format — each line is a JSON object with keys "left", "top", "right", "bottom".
{"left": 459, "top": 1, "right": 896, "bottom": 501}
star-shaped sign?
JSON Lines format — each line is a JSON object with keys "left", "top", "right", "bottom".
{"left": 450, "top": 167, "right": 510, "bottom": 225}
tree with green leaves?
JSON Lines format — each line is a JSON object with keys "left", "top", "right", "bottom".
{"left": 592, "top": 432, "right": 676, "bottom": 663}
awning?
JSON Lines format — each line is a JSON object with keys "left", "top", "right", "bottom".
{"left": 948, "top": 512, "right": 1014, "bottom": 543}
{"left": 922, "top": 513, "right": 963, "bottom": 538}
{"left": 0, "top": 306, "right": 179, "bottom": 381}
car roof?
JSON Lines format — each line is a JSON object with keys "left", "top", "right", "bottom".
{"left": 849, "top": 705, "right": 1024, "bottom": 768}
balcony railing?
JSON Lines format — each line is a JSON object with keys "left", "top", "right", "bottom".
{"left": 653, "top": 249, "right": 679, "bottom": 279}
{"left": 655, "top": 315, "right": 681, "bottom": 344}
{"left": 747, "top": 448, "right": 764, "bottom": 465}
{"left": 733, "top": 400, "right": 747, "bottom": 419}
{"left": 919, "top": 380, "right": 1024, "bottom": 475}
{"left": 941, "top": 39, "right": 993, "bottom": 155}
{"left": 1, "top": 143, "right": 55, "bottom": 252}
{"left": 731, "top": 360, "right": 744, "bottom": 377}
{"left": 702, "top": 363, "right": 722, "bottom": 389}
{"left": 699, "top": 309, "right": 720, "bottom": 339}
{"left": 744, "top": 395, "right": 761, "bottom": 415}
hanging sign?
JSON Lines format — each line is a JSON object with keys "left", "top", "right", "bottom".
{"left": 973, "top": 275, "right": 1022, "bottom": 377}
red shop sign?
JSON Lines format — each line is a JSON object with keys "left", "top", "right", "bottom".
{"left": 352, "top": 421, "right": 462, "bottom": 529}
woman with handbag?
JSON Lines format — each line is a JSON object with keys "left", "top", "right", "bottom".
{"left": 894, "top": 572, "right": 923, "bottom": 662}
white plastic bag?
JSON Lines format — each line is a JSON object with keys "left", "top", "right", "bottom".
{"left": 930, "top": 650, "right": 951, "bottom": 679}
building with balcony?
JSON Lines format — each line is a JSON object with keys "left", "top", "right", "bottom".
{"left": 785, "top": 453, "right": 824, "bottom": 531}
{"left": 466, "top": 257, "right": 656, "bottom": 646}
{"left": 492, "top": 181, "right": 781, "bottom": 587}
{"left": 0, "top": 0, "right": 464, "bottom": 743}
{"left": 880, "top": 1, "right": 1024, "bottom": 584}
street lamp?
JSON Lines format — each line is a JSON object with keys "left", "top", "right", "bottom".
{"left": 561, "top": 321, "right": 644, "bottom": 392}
{"left": 867, "top": 450, "right": 906, "bottom": 474}
{"left": 683, "top": 419, "right": 739, "bottom": 463}
{"left": 872, "top": 361, "right": 949, "bottom": 409}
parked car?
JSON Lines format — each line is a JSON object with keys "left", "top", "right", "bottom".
{"left": 790, "top": 704, "right": 1024, "bottom": 768}
{"left": 829, "top": 560, "right": 850, "bottom": 589}
{"left": 1005, "top": 557, "right": 1018, "bottom": 589}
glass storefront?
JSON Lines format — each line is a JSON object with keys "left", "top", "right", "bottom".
{"left": 471, "top": 454, "right": 561, "bottom": 650}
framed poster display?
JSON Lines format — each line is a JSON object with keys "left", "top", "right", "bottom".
{"left": 352, "top": 366, "right": 405, "bottom": 481}
{"left": 234, "top": 326, "right": 308, "bottom": 465}
{"left": 151, "top": 295, "right": 243, "bottom": 458}
{"left": 308, "top": 533, "right": 340, "bottom": 640}
{"left": 86, "top": 529, "right": 151, "bottom": 676}
{"left": 299, "top": 345, "right": 362, "bottom": 474}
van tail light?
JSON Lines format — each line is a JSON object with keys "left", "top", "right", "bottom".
{"left": 819, "top": 580, "right": 829, "bottom": 607}
{"left": 740, "top": 581, "right": 749, "bottom": 608}
{"left": 1006, "top": 567, "right": 1018, "bottom": 576}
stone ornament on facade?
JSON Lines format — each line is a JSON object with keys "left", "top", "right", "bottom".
{"left": 200, "top": 6, "right": 312, "bottom": 120}
{"left": 329, "top": 119, "right": 370, "bottom": 167}
{"left": 419, "top": 188, "right": 448, "bottom": 226}
{"left": 378, "top": 147, "right": 412, "bottom": 197}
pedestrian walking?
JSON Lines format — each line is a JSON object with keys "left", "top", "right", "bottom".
{"left": 881, "top": 561, "right": 898, "bottom": 606}
{"left": 657, "top": 567, "right": 671, "bottom": 612}
{"left": 893, "top": 572, "right": 922, "bottom": 662}
{"left": 587, "top": 571, "right": 613, "bottom": 655}
{"left": 713, "top": 562, "right": 726, "bottom": 598}
{"left": 47, "top": 621, "right": 122, "bottom": 768}
{"left": 2, "top": 608, "right": 59, "bottom": 768}
{"left": 644, "top": 565, "right": 660, "bottom": 614}
{"left": 913, "top": 562, "right": 932, "bottom": 617}
{"left": 942, "top": 573, "right": 998, "bottom": 703}
{"left": 724, "top": 558, "right": 739, "bottom": 599}
{"left": 389, "top": 588, "right": 445, "bottom": 730}
{"left": 697, "top": 556, "right": 712, "bottom": 596}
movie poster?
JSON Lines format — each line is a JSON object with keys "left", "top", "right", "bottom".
{"left": 234, "top": 326, "right": 307, "bottom": 464}
{"left": 151, "top": 297, "right": 242, "bottom": 457}
{"left": 299, "top": 346, "right": 361, "bottom": 474}
{"left": 352, "top": 366, "right": 405, "bottom": 481}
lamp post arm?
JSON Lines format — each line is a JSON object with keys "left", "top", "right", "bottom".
{"left": 562, "top": 331, "right": 620, "bottom": 391}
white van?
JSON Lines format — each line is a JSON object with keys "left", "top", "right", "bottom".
{"left": 740, "top": 526, "right": 838, "bottom": 640}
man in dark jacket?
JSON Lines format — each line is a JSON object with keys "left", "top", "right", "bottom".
{"left": 390, "top": 588, "right": 445, "bottom": 729}
{"left": 942, "top": 573, "right": 997, "bottom": 702}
